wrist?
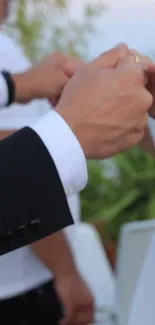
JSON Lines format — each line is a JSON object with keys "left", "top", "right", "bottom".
{"left": 12, "top": 70, "right": 39, "bottom": 104}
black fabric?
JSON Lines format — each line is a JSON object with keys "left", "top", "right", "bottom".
{"left": 0, "top": 127, "right": 73, "bottom": 256}
{"left": 1, "top": 71, "right": 15, "bottom": 106}
{"left": 0, "top": 280, "right": 63, "bottom": 325}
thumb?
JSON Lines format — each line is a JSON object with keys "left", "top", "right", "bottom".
{"left": 93, "top": 43, "right": 129, "bottom": 69}
{"left": 63, "top": 59, "right": 84, "bottom": 78}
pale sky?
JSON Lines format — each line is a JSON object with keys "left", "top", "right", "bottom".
{"left": 87, "top": 0, "right": 155, "bottom": 59}
{"left": 10, "top": 0, "right": 155, "bottom": 60}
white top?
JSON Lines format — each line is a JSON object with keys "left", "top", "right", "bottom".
{"left": 127, "top": 234, "right": 155, "bottom": 325}
{"left": 0, "top": 31, "right": 88, "bottom": 196}
{"left": 0, "top": 31, "right": 84, "bottom": 299}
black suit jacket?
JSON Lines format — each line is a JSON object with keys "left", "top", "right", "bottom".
{"left": 0, "top": 127, "right": 73, "bottom": 256}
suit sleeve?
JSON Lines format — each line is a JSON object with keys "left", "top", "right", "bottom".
{"left": 0, "top": 127, "right": 74, "bottom": 256}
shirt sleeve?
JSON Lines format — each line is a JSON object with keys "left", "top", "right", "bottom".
{"left": 31, "top": 110, "right": 88, "bottom": 197}
{"left": 0, "top": 72, "right": 8, "bottom": 107}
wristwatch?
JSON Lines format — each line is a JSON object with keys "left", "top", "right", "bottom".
{"left": 0, "top": 71, "right": 15, "bottom": 108}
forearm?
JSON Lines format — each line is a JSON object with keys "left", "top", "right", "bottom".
{"left": 0, "top": 130, "right": 16, "bottom": 140}
{"left": 31, "top": 230, "right": 78, "bottom": 278}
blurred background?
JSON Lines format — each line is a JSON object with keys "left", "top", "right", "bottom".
{"left": 5, "top": 0, "right": 155, "bottom": 269}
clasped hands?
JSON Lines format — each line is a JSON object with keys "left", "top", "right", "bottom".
{"left": 11, "top": 47, "right": 155, "bottom": 325}
{"left": 13, "top": 44, "right": 155, "bottom": 160}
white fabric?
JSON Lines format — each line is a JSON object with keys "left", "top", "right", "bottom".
{"left": 70, "top": 223, "right": 116, "bottom": 325}
{"left": 0, "top": 31, "right": 49, "bottom": 127}
{"left": 0, "top": 31, "right": 83, "bottom": 299}
{"left": 0, "top": 73, "right": 8, "bottom": 107}
{"left": 127, "top": 234, "right": 155, "bottom": 325}
{"left": 32, "top": 110, "right": 87, "bottom": 196}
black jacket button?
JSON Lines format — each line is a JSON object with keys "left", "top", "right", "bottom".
{"left": 14, "top": 225, "right": 26, "bottom": 238}
{"left": 28, "top": 219, "right": 40, "bottom": 233}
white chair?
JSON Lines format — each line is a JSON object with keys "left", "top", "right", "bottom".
{"left": 116, "top": 220, "right": 155, "bottom": 325}
{"left": 70, "top": 222, "right": 116, "bottom": 324}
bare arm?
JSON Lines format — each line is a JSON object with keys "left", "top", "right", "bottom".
{"left": 0, "top": 130, "right": 16, "bottom": 140}
{"left": 31, "top": 231, "right": 78, "bottom": 277}
{"left": 31, "top": 230, "right": 94, "bottom": 325}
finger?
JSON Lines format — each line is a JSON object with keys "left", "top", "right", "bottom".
{"left": 63, "top": 59, "right": 84, "bottom": 78}
{"left": 117, "top": 51, "right": 135, "bottom": 66}
{"left": 116, "top": 64, "right": 149, "bottom": 86}
{"left": 135, "top": 63, "right": 149, "bottom": 85}
{"left": 117, "top": 50, "right": 152, "bottom": 68}
{"left": 92, "top": 43, "right": 129, "bottom": 69}
{"left": 140, "top": 88, "right": 153, "bottom": 114}
{"left": 50, "top": 72, "right": 69, "bottom": 105}
{"left": 116, "top": 54, "right": 135, "bottom": 67}
{"left": 56, "top": 71, "right": 69, "bottom": 91}
{"left": 130, "top": 49, "right": 152, "bottom": 65}
{"left": 148, "top": 64, "right": 155, "bottom": 73}
{"left": 48, "top": 95, "right": 60, "bottom": 106}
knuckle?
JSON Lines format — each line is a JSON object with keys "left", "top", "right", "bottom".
{"left": 122, "top": 43, "right": 129, "bottom": 53}
{"left": 114, "top": 44, "right": 129, "bottom": 60}
{"left": 117, "top": 43, "right": 129, "bottom": 55}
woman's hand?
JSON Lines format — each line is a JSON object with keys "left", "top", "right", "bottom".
{"left": 13, "top": 52, "right": 83, "bottom": 106}
{"left": 116, "top": 49, "right": 155, "bottom": 155}
{"left": 116, "top": 49, "right": 155, "bottom": 118}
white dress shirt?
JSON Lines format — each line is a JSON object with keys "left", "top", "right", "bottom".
{"left": 0, "top": 31, "right": 85, "bottom": 299}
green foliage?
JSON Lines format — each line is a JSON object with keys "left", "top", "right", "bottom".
{"left": 81, "top": 148, "right": 155, "bottom": 242}
{"left": 6, "top": 0, "right": 106, "bottom": 61}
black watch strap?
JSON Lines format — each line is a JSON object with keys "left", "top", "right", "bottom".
{"left": 1, "top": 71, "right": 15, "bottom": 107}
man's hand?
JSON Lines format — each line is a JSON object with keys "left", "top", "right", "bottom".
{"left": 55, "top": 272, "right": 94, "bottom": 325}
{"left": 12, "top": 52, "right": 82, "bottom": 105}
{"left": 56, "top": 44, "right": 153, "bottom": 159}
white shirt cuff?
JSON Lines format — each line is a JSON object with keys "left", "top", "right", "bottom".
{"left": 31, "top": 110, "right": 88, "bottom": 197}
{"left": 0, "top": 73, "right": 8, "bottom": 108}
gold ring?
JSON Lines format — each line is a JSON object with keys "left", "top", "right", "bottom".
{"left": 135, "top": 55, "right": 139, "bottom": 64}
{"left": 130, "top": 52, "right": 140, "bottom": 64}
